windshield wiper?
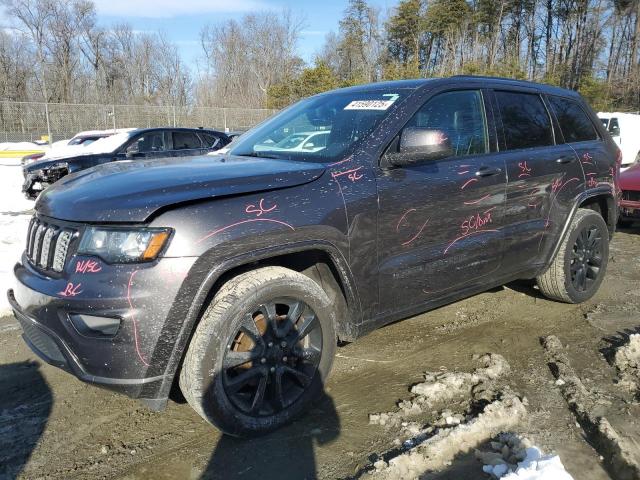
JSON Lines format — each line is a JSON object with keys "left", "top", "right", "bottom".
{"left": 235, "top": 152, "right": 283, "bottom": 159}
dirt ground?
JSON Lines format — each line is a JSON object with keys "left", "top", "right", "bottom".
{"left": 2, "top": 229, "right": 640, "bottom": 480}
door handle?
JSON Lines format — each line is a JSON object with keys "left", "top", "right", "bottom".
{"left": 556, "top": 156, "right": 576, "bottom": 164}
{"left": 475, "top": 166, "right": 502, "bottom": 177}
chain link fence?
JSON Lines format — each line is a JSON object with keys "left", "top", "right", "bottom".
{"left": 0, "top": 101, "right": 278, "bottom": 143}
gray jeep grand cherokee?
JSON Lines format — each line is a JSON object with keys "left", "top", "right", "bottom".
{"left": 8, "top": 76, "right": 620, "bottom": 436}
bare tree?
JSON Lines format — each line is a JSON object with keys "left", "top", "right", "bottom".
{"left": 199, "top": 10, "right": 304, "bottom": 107}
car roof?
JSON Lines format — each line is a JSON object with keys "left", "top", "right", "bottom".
{"left": 321, "top": 75, "right": 581, "bottom": 99}
{"left": 130, "top": 127, "right": 228, "bottom": 136}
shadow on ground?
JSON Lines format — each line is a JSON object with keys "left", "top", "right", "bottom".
{"left": 200, "top": 389, "right": 339, "bottom": 480}
{"left": 0, "top": 361, "right": 52, "bottom": 480}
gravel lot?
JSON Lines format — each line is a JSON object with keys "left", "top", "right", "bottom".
{"left": 1, "top": 228, "right": 640, "bottom": 480}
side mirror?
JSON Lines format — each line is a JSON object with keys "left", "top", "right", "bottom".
{"left": 385, "top": 127, "right": 453, "bottom": 167}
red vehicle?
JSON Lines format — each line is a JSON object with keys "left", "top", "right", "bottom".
{"left": 619, "top": 163, "right": 640, "bottom": 226}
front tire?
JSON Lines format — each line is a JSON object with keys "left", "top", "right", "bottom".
{"left": 179, "top": 266, "right": 336, "bottom": 437}
{"left": 537, "top": 208, "right": 609, "bottom": 304}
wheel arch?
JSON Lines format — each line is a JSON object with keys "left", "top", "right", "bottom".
{"left": 153, "top": 241, "right": 362, "bottom": 406}
{"left": 544, "top": 188, "right": 616, "bottom": 270}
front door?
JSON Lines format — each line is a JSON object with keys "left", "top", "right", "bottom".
{"left": 375, "top": 89, "right": 507, "bottom": 315}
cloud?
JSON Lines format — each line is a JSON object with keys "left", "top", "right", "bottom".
{"left": 93, "top": 0, "right": 267, "bottom": 18}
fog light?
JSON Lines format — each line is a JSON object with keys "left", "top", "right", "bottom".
{"left": 69, "top": 313, "right": 121, "bottom": 337}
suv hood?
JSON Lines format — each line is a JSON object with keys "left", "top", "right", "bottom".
{"left": 36, "top": 155, "right": 326, "bottom": 222}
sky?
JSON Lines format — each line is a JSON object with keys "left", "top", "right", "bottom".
{"left": 91, "top": 0, "right": 394, "bottom": 72}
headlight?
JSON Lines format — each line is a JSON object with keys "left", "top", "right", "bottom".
{"left": 78, "top": 227, "right": 171, "bottom": 263}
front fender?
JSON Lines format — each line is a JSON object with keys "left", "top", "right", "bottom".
{"left": 149, "top": 239, "right": 362, "bottom": 404}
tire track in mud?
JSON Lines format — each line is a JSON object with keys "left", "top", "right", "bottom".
{"left": 543, "top": 335, "right": 640, "bottom": 480}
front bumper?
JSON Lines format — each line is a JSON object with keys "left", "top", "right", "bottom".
{"left": 620, "top": 199, "right": 640, "bottom": 220}
{"left": 9, "top": 253, "right": 196, "bottom": 406}
{"left": 8, "top": 288, "right": 165, "bottom": 395}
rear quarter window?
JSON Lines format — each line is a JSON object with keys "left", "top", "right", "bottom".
{"left": 200, "top": 133, "right": 222, "bottom": 148}
{"left": 495, "top": 91, "right": 554, "bottom": 150}
{"left": 547, "top": 96, "right": 599, "bottom": 142}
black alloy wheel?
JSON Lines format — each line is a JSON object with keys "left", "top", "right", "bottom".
{"left": 222, "top": 299, "right": 323, "bottom": 417}
{"left": 570, "top": 224, "right": 603, "bottom": 292}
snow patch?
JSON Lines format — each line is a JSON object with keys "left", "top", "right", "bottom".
{"left": 614, "top": 333, "right": 640, "bottom": 393}
{"left": 370, "top": 353, "right": 510, "bottom": 429}
{"left": 370, "top": 391, "right": 527, "bottom": 480}
{"left": 0, "top": 142, "right": 45, "bottom": 152}
{"left": 0, "top": 158, "right": 33, "bottom": 315}
{"left": 411, "top": 353, "right": 510, "bottom": 398}
{"left": 478, "top": 433, "right": 574, "bottom": 480}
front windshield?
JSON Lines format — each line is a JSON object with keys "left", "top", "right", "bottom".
{"left": 231, "top": 90, "right": 409, "bottom": 162}
{"left": 275, "top": 134, "right": 308, "bottom": 149}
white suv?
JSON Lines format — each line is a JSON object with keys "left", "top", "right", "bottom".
{"left": 598, "top": 112, "right": 640, "bottom": 170}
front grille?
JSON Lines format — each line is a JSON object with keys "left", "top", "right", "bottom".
{"left": 622, "top": 190, "right": 640, "bottom": 202}
{"left": 25, "top": 217, "right": 75, "bottom": 273}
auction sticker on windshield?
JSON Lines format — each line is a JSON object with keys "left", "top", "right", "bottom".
{"left": 344, "top": 94, "right": 399, "bottom": 111}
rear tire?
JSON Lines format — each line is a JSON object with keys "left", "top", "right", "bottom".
{"left": 537, "top": 208, "right": 609, "bottom": 304}
{"left": 179, "top": 266, "right": 336, "bottom": 437}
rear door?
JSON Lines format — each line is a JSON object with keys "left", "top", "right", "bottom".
{"left": 170, "top": 130, "right": 206, "bottom": 157}
{"left": 492, "top": 89, "right": 585, "bottom": 271}
{"left": 375, "top": 88, "right": 507, "bottom": 314}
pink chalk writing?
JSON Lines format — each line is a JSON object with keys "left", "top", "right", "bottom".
{"left": 196, "top": 218, "right": 295, "bottom": 244}
{"left": 396, "top": 208, "right": 429, "bottom": 245}
{"left": 461, "top": 178, "right": 478, "bottom": 190}
{"left": 464, "top": 194, "right": 491, "bottom": 205}
{"left": 59, "top": 282, "right": 82, "bottom": 297}
{"left": 587, "top": 176, "right": 598, "bottom": 188}
{"left": 402, "top": 220, "right": 429, "bottom": 246}
{"left": 544, "top": 177, "right": 580, "bottom": 227}
{"left": 332, "top": 166, "right": 364, "bottom": 183}
{"left": 75, "top": 259, "right": 102, "bottom": 274}
{"left": 461, "top": 207, "right": 495, "bottom": 236}
{"left": 518, "top": 161, "right": 532, "bottom": 178}
{"left": 581, "top": 152, "right": 593, "bottom": 165}
{"left": 127, "top": 270, "right": 150, "bottom": 367}
{"left": 348, "top": 170, "right": 364, "bottom": 182}
{"left": 396, "top": 208, "right": 416, "bottom": 231}
{"left": 245, "top": 198, "right": 277, "bottom": 217}
{"left": 327, "top": 155, "right": 353, "bottom": 167}
{"left": 444, "top": 229, "right": 499, "bottom": 256}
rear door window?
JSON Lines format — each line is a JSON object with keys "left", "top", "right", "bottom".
{"left": 495, "top": 91, "right": 554, "bottom": 150}
{"left": 608, "top": 118, "right": 620, "bottom": 137}
{"left": 172, "top": 131, "right": 202, "bottom": 150}
{"left": 547, "top": 96, "right": 599, "bottom": 142}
